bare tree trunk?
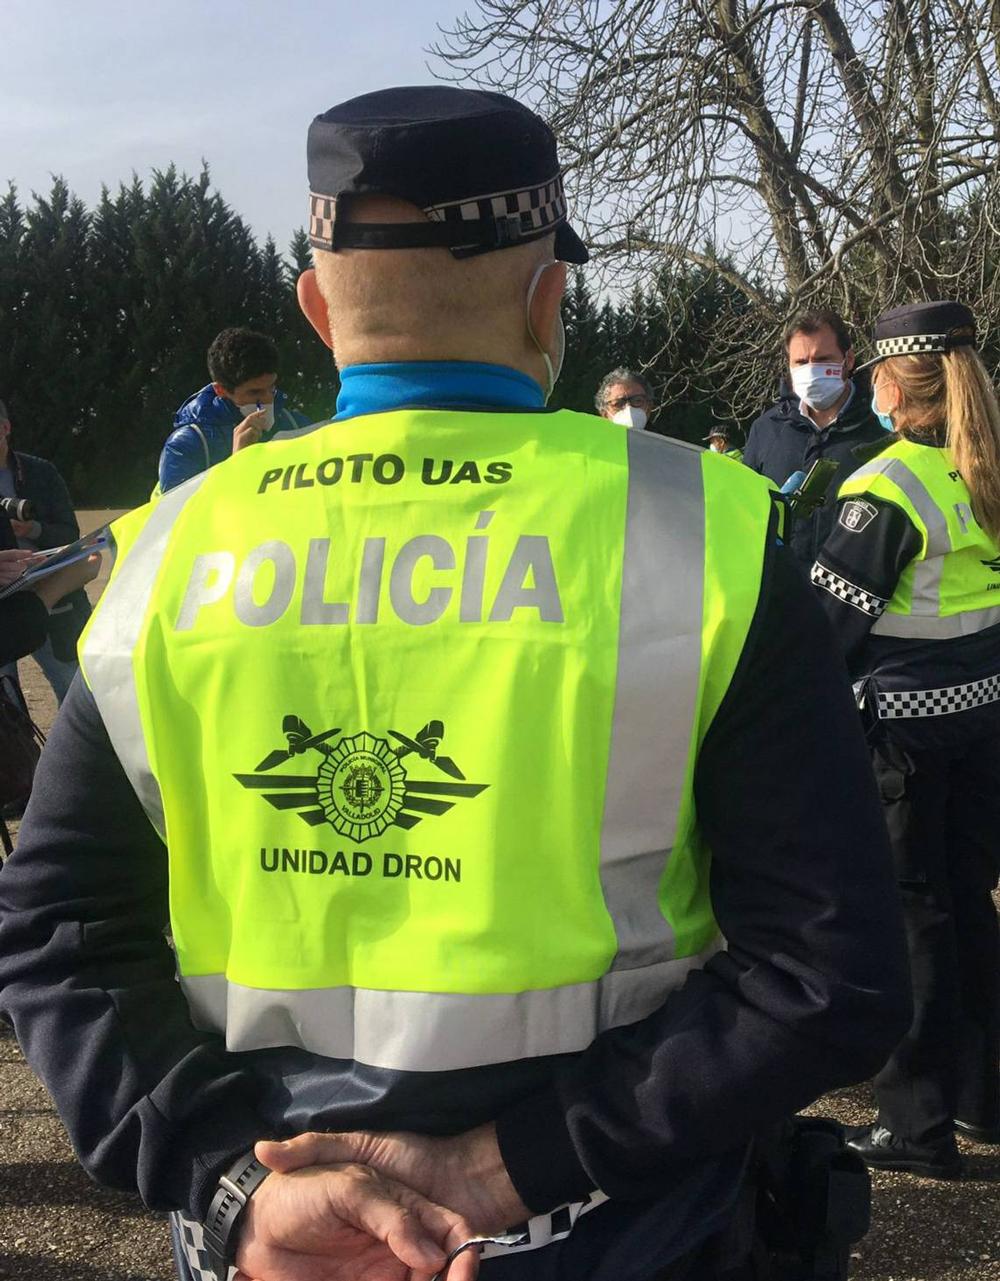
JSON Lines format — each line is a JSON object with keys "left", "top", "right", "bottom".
{"left": 714, "top": 0, "right": 814, "bottom": 287}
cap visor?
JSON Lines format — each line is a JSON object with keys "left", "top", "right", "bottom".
{"left": 855, "top": 353, "right": 884, "bottom": 371}
{"left": 555, "top": 222, "right": 589, "bottom": 265}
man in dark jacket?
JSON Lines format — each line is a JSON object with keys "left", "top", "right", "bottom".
{"left": 158, "top": 328, "right": 310, "bottom": 494}
{"left": 743, "top": 310, "right": 887, "bottom": 569}
{"left": 0, "top": 399, "right": 89, "bottom": 704}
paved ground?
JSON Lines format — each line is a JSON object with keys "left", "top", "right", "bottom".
{"left": 1, "top": 511, "right": 998, "bottom": 1279}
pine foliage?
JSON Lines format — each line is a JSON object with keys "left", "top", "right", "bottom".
{"left": 1, "top": 168, "right": 757, "bottom": 504}
{"left": 0, "top": 169, "right": 336, "bottom": 504}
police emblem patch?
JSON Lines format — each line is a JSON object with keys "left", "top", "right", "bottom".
{"left": 319, "top": 733, "right": 407, "bottom": 841}
{"left": 839, "top": 499, "right": 878, "bottom": 533}
{"left": 235, "top": 716, "right": 487, "bottom": 840}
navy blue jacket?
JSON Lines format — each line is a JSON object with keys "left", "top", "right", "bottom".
{"left": 0, "top": 365, "right": 911, "bottom": 1280}
{"left": 743, "top": 385, "right": 887, "bottom": 568}
{"left": 158, "top": 385, "right": 309, "bottom": 494}
{"left": 7, "top": 450, "right": 80, "bottom": 550}
{"left": 5, "top": 450, "right": 90, "bottom": 657}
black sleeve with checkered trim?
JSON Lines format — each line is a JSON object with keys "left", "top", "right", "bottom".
{"left": 811, "top": 494, "right": 922, "bottom": 674}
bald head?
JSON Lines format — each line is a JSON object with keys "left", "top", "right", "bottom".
{"left": 297, "top": 195, "right": 565, "bottom": 388}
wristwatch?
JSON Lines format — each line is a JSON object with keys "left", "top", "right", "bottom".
{"left": 201, "top": 1151, "right": 271, "bottom": 1280}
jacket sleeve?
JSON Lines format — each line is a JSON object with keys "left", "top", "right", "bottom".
{"left": 0, "top": 592, "right": 50, "bottom": 664}
{"left": 22, "top": 458, "right": 79, "bottom": 549}
{"left": 159, "top": 427, "right": 211, "bottom": 494}
{"left": 0, "top": 679, "right": 273, "bottom": 1218}
{"left": 494, "top": 540, "right": 912, "bottom": 1212}
{"left": 740, "top": 416, "right": 766, "bottom": 474}
{"left": 812, "top": 495, "right": 922, "bottom": 674}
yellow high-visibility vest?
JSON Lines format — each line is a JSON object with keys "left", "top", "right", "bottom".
{"left": 839, "top": 437, "right": 1000, "bottom": 641}
{"left": 81, "top": 407, "right": 774, "bottom": 1073}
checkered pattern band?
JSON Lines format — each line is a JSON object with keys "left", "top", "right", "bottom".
{"left": 309, "top": 194, "right": 335, "bottom": 248}
{"left": 423, "top": 173, "right": 567, "bottom": 237}
{"left": 870, "top": 330, "right": 978, "bottom": 361}
{"left": 811, "top": 564, "right": 887, "bottom": 617}
{"left": 877, "top": 672, "right": 1000, "bottom": 718}
{"left": 309, "top": 174, "right": 568, "bottom": 252}
{"left": 172, "top": 1191, "right": 609, "bottom": 1277}
{"left": 875, "top": 333, "right": 952, "bottom": 358}
{"left": 171, "top": 1212, "right": 235, "bottom": 1281}
{"left": 479, "top": 1190, "right": 608, "bottom": 1260}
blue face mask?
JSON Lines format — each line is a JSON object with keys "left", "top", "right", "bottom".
{"left": 871, "top": 387, "right": 895, "bottom": 432}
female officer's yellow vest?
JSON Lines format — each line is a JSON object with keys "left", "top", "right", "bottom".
{"left": 81, "top": 409, "right": 774, "bottom": 1073}
{"left": 840, "top": 437, "right": 1000, "bottom": 641}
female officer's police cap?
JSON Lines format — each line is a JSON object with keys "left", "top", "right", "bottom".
{"left": 858, "top": 300, "right": 977, "bottom": 369}
{"left": 307, "top": 85, "right": 589, "bottom": 264}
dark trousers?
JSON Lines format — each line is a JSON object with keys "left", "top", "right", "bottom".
{"left": 871, "top": 735, "right": 1000, "bottom": 1144}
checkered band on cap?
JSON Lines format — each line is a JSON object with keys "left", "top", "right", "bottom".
{"left": 423, "top": 173, "right": 568, "bottom": 237}
{"left": 309, "top": 193, "right": 335, "bottom": 249}
{"left": 874, "top": 333, "right": 950, "bottom": 358}
{"left": 308, "top": 175, "right": 568, "bottom": 252}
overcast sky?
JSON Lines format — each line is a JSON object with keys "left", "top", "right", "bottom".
{"left": 2, "top": 0, "right": 467, "bottom": 251}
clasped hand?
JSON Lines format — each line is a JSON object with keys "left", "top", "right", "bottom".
{"left": 236, "top": 1125, "right": 530, "bottom": 1281}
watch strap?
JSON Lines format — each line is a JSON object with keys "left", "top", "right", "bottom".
{"left": 202, "top": 1152, "right": 270, "bottom": 1279}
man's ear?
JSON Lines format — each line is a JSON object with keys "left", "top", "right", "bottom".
{"left": 844, "top": 346, "right": 856, "bottom": 376}
{"left": 297, "top": 269, "right": 334, "bottom": 350}
{"left": 211, "top": 383, "right": 230, "bottom": 400}
{"left": 527, "top": 260, "right": 567, "bottom": 356}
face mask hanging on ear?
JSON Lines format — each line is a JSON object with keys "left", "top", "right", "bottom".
{"left": 525, "top": 260, "right": 566, "bottom": 403}
{"left": 871, "top": 384, "right": 895, "bottom": 432}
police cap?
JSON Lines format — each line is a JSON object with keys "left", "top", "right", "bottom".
{"left": 307, "top": 86, "right": 588, "bottom": 264}
{"left": 859, "top": 300, "right": 977, "bottom": 367}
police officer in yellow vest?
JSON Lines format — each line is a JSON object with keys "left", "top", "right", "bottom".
{"left": 0, "top": 88, "right": 909, "bottom": 1281}
{"left": 812, "top": 300, "right": 1000, "bottom": 1179}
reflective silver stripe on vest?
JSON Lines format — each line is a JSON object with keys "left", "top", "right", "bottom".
{"left": 81, "top": 474, "right": 210, "bottom": 838}
{"left": 600, "top": 434, "right": 704, "bottom": 972}
{"left": 849, "top": 454, "right": 951, "bottom": 553}
{"left": 181, "top": 948, "right": 717, "bottom": 1072}
{"left": 853, "top": 454, "right": 952, "bottom": 629}
{"left": 871, "top": 603, "right": 1000, "bottom": 639}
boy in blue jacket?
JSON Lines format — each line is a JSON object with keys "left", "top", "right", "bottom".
{"left": 158, "top": 328, "right": 309, "bottom": 494}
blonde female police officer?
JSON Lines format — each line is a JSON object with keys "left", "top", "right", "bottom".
{"left": 813, "top": 300, "right": 1000, "bottom": 1178}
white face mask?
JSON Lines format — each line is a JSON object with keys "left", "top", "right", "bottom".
{"left": 611, "top": 405, "right": 648, "bottom": 431}
{"left": 525, "top": 260, "right": 565, "bottom": 402}
{"left": 236, "top": 402, "right": 276, "bottom": 432}
{"left": 790, "top": 363, "right": 848, "bottom": 411}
